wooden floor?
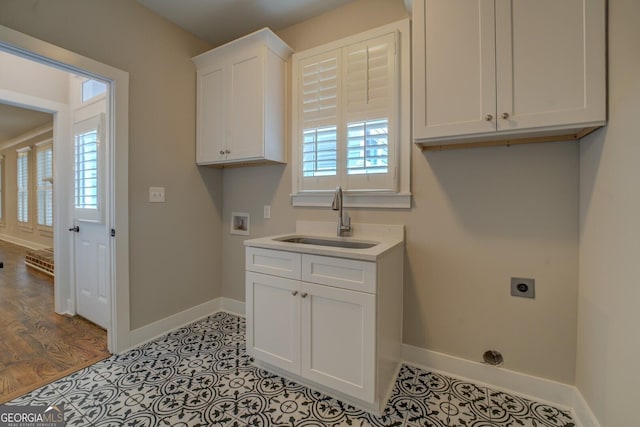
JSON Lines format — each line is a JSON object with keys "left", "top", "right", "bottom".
{"left": 0, "top": 240, "right": 110, "bottom": 404}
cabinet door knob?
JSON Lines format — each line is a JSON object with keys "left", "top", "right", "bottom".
{"left": 484, "top": 114, "right": 493, "bottom": 122}
{"left": 301, "top": 292, "right": 308, "bottom": 298}
{"left": 501, "top": 112, "right": 510, "bottom": 119}
{"left": 219, "top": 150, "right": 225, "bottom": 155}
{"left": 291, "top": 290, "right": 298, "bottom": 296}
{"left": 225, "top": 149, "right": 231, "bottom": 154}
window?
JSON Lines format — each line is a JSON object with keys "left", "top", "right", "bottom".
{"left": 17, "top": 147, "right": 30, "bottom": 224}
{"left": 292, "top": 20, "right": 411, "bottom": 208}
{"left": 75, "top": 128, "right": 98, "bottom": 209}
{"left": 73, "top": 115, "right": 104, "bottom": 222}
{"left": 36, "top": 142, "right": 53, "bottom": 227}
{"left": 82, "top": 78, "right": 107, "bottom": 102}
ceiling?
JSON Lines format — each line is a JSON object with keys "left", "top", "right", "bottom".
{"left": 0, "top": 103, "right": 52, "bottom": 144}
{"left": 136, "top": 0, "right": 358, "bottom": 46}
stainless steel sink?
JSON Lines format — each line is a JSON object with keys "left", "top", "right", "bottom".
{"left": 275, "top": 236, "right": 379, "bottom": 249}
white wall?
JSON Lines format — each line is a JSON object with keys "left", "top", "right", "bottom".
{"left": 0, "top": 51, "right": 69, "bottom": 104}
{"left": 577, "top": 0, "right": 640, "bottom": 425}
{"left": 0, "top": 51, "right": 65, "bottom": 249}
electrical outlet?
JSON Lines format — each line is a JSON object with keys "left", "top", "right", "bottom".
{"left": 511, "top": 277, "right": 535, "bottom": 299}
{"left": 263, "top": 205, "right": 271, "bottom": 219}
{"left": 149, "top": 187, "right": 165, "bottom": 203}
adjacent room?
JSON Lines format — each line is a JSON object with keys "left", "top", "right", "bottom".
{"left": 0, "top": 0, "right": 637, "bottom": 426}
{"left": 0, "top": 76, "right": 110, "bottom": 402}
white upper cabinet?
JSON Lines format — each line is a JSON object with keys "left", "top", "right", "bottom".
{"left": 412, "top": 0, "right": 606, "bottom": 149}
{"left": 193, "top": 28, "right": 292, "bottom": 166}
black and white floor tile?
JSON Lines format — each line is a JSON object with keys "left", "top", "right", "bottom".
{"left": 5, "top": 312, "right": 576, "bottom": 426}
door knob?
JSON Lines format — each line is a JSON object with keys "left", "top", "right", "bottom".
{"left": 501, "top": 112, "right": 510, "bottom": 119}
{"left": 291, "top": 290, "right": 298, "bottom": 296}
{"left": 69, "top": 225, "right": 80, "bottom": 232}
{"left": 484, "top": 114, "right": 493, "bottom": 122}
{"left": 301, "top": 292, "right": 308, "bottom": 298}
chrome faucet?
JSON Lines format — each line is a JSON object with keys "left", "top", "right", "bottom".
{"left": 331, "top": 185, "right": 351, "bottom": 237}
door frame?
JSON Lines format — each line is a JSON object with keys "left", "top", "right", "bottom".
{"left": 0, "top": 24, "right": 130, "bottom": 353}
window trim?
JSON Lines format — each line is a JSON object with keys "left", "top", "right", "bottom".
{"left": 35, "top": 139, "right": 54, "bottom": 230}
{"left": 291, "top": 19, "right": 411, "bottom": 208}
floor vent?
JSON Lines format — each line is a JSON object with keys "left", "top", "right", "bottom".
{"left": 25, "top": 248, "right": 54, "bottom": 277}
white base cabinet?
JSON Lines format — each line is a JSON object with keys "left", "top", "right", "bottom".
{"left": 245, "top": 246, "right": 403, "bottom": 414}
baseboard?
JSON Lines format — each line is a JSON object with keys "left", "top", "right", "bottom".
{"left": 0, "top": 233, "right": 50, "bottom": 250}
{"left": 402, "top": 344, "right": 577, "bottom": 411}
{"left": 218, "top": 297, "right": 245, "bottom": 317}
{"left": 572, "top": 388, "right": 601, "bottom": 427}
{"left": 128, "top": 297, "right": 245, "bottom": 351}
{"left": 129, "top": 298, "right": 215, "bottom": 348}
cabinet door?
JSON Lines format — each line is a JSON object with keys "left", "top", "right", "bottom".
{"left": 246, "top": 272, "right": 300, "bottom": 373}
{"left": 228, "top": 49, "right": 265, "bottom": 161}
{"left": 413, "top": 0, "right": 496, "bottom": 140}
{"left": 495, "top": 0, "right": 606, "bottom": 131}
{"left": 300, "top": 282, "right": 375, "bottom": 403}
{"left": 196, "top": 65, "right": 227, "bottom": 164}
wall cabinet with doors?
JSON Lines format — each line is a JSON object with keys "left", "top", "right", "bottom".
{"left": 192, "top": 28, "right": 292, "bottom": 166}
{"left": 412, "top": 0, "right": 606, "bottom": 150}
{"left": 245, "top": 245, "right": 403, "bottom": 415}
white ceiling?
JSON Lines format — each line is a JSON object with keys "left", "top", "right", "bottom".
{"left": 0, "top": 103, "right": 52, "bottom": 143}
{"left": 137, "top": 0, "right": 358, "bottom": 46}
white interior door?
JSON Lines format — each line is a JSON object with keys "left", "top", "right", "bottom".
{"left": 71, "top": 112, "right": 110, "bottom": 329}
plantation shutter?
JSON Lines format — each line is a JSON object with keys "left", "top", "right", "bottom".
{"left": 343, "top": 32, "right": 398, "bottom": 191}
{"left": 36, "top": 142, "right": 53, "bottom": 227}
{"left": 73, "top": 115, "right": 104, "bottom": 222}
{"left": 17, "top": 147, "right": 30, "bottom": 224}
{"left": 298, "top": 50, "right": 340, "bottom": 191}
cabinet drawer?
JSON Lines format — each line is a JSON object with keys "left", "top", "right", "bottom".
{"left": 302, "top": 255, "right": 376, "bottom": 294}
{"left": 246, "top": 247, "right": 301, "bottom": 279}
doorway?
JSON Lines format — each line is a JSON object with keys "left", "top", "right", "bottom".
{"left": 0, "top": 24, "right": 130, "bottom": 354}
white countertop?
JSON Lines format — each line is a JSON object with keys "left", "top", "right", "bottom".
{"left": 244, "top": 221, "right": 404, "bottom": 261}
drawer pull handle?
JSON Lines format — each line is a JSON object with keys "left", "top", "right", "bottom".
{"left": 301, "top": 292, "right": 308, "bottom": 298}
{"left": 291, "top": 290, "right": 298, "bottom": 296}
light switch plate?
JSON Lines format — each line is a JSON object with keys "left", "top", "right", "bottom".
{"left": 149, "top": 187, "right": 165, "bottom": 203}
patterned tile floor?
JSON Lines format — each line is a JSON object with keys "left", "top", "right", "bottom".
{"left": 4, "top": 312, "right": 577, "bottom": 426}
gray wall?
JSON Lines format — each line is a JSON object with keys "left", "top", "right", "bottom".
{"left": 577, "top": 0, "right": 640, "bottom": 424}
{"left": 0, "top": 0, "right": 588, "bottom": 388}
{"left": 0, "top": 0, "right": 222, "bottom": 329}
{"left": 222, "top": 0, "right": 579, "bottom": 384}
